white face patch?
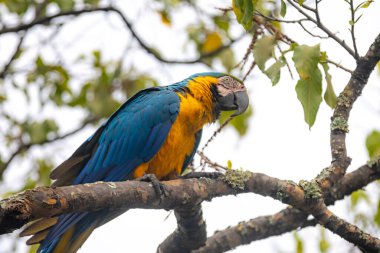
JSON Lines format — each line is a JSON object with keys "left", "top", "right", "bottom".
{"left": 217, "top": 76, "right": 246, "bottom": 96}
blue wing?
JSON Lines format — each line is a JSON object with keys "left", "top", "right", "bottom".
{"left": 39, "top": 87, "right": 180, "bottom": 252}
{"left": 181, "top": 130, "right": 202, "bottom": 174}
{"left": 51, "top": 87, "right": 179, "bottom": 185}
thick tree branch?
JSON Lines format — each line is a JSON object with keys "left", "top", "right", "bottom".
{"left": 194, "top": 160, "right": 380, "bottom": 253}
{"left": 314, "top": 203, "right": 380, "bottom": 252}
{"left": 157, "top": 204, "right": 206, "bottom": 253}
{"left": 0, "top": 176, "right": 237, "bottom": 234}
{"left": 317, "top": 33, "right": 380, "bottom": 189}
{"left": 1, "top": 159, "right": 380, "bottom": 251}
{"left": 193, "top": 208, "right": 308, "bottom": 253}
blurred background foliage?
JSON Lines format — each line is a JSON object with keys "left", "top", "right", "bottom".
{"left": 0, "top": 0, "right": 379, "bottom": 252}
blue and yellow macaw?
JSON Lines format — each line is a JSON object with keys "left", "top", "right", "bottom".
{"left": 20, "top": 72, "right": 249, "bottom": 253}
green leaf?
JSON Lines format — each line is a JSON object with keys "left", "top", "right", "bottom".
{"left": 280, "top": 0, "right": 287, "bottom": 17}
{"left": 319, "top": 228, "right": 330, "bottom": 253}
{"left": 36, "top": 159, "right": 53, "bottom": 186}
{"left": 293, "top": 231, "right": 304, "bottom": 253}
{"left": 181, "top": 167, "right": 192, "bottom": 176}
{"left": 53, "top": 0, "right": 75, "bottom": 11}
{"left": 28, "top": 244, "right": 38, "bottom": 253}
{"left": 264, "top": 60, "right": 285, "bottom": 85}
{"left": 219, "top": 48, "right": 236, "bottom": 72}
{"left": 84, "top": 0, "right": 100, "bottom": 5}
{"left": 27, "top": 119, "right": 58, "bottom": 143}
{"left": 350, "top": 189, "right": 371, "bottom": 210}
{"left": 213, "top": 15, "right": 230, "bottom": 32}
{"left": 320, "top": 52, "right": 336, "bottom": 109}
{"left": 375, "top": 200, "right": 380, "bottom": 227}
{"left": 3, "top": 0, "right": 29, "bottom": 15}
{"left": 298, "top": 0, "right": 305, "bottom": 5}
{"left": 253, "top": 35, "right": 276, "bottom": 71}
{"left": 365, "top": 130, "right": 380, "bottom": 159}
{"left": 218, "top": 105, "right": 253, "bottom": 136}
{"left": 233, "top": 0, "right": 257, "bottom": 31}
{"left": 361, "top": 0, "right": 373, "bottom": 8}
{"left": 292, "top": 44, "right": 322, "bottom": 128}
{"left": 0, "top": 93, "right": 6, "bottom": 103}
{"left": 293, "top": 44, "right": 322, "bottom": 128}
{"left": 227, "top": 160, "right": 232, "bottom": 170}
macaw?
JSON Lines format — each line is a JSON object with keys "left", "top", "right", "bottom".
{"left": 20, "top": 72, "right": 249, "bottom": 253}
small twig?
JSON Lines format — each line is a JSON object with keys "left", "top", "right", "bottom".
{"left": 253, "top": 16, "right": 295, "bottom": 45}
{"left": 349, "top": 0, "right": 359, "bottom": 59}
{"left": 236, "top": 29, "right": 260, "bottom": 70}
{"left": 256, "top": 11, "right": 308, "bottom": 24}
{"left": 315, "top": 0, "right": 321, "bottom": 24}
{"left": 257, "top": 11, "right": 353, "bottom": 76}
{"left": 277, "top": 45, "right": 294, "bottom": 80}
{"left": 299, "top": 22, "right": 329, "bottom": 39}
{"left": 197, "top": 151, "right": 228, "bottom": 171}
{"left": 287, "top": 0, "right": 358, "bottom": 59}
{"left": 201, "top": 116, "right": 234, "bottom": 152}
{"left": 295, "top": 0, "right": 317, "bottom": 13}
{"left": 0, "top": 6, "right": 245, "bottom": 65}
{"left": 0, "top": 33, "right": 26, "bottom": 79}
{"left": 243, "top": 61, "right": 257, "bottom": 81}
{"left": 0, "top": 118, "right": 96, "bottom": 179}
{"left": 325, "top": 59, "right": 353, "bottom": 74}
{"left": 216, "top": 7, "right": 232, "bottom": 15}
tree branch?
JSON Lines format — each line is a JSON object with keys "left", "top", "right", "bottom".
{"left": 0, "top": 33, "right": 26, "bottom": 79}
{"left": 255, "top": 13, "right": 353, "bottom": 74}
{"left": 325, "top": 59, "right": 353, "bottom": 74}
{"left": 194, "top": 160, "right": 380, "bottom": 253}
{"left": 317, "top": 32, "right": 380, "bottom": 189}
{"left": 287, "top": 0, "right": 358, "bottom": 59}
{"left": 193, "top": 208, "right": 308, "bottom": 253}
{"left": 0, "top": 118, "right": 96, "bottom": 179}
{"left": 349, "top": 0, "right": 359, "bottom": 59}
{"left": 0, "top": 6, "right": 243, "bottom": 65}
{"left": 157, "top": 204, "right": 206, "bottom": 253}
{"left": 1, "top": 158, "right": 380, "bottom": 252}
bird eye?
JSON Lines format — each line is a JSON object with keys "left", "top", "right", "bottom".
{"left": 219, "top": 76, "right": 243, "bottom": 90}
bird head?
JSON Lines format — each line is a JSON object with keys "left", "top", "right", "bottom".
{"left": 213, "top": 74, "right": 249, "bottom": 117}
{"left": 172, "top": 72, "right": 249, "bottom": 122}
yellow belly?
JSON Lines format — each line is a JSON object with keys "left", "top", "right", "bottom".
{"left": 131, "top": 119, "right": 197, "bottom": 179}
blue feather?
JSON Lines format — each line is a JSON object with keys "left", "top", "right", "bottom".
{"left": 37, "top": 71, "right": 224, "bottom": 252}
{"left": 38, "top": 88, "right": 180, "bottom": 252}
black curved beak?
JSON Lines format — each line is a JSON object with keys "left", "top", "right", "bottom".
{"left": 217, "top": 90, "right": 249, "bottom": 117}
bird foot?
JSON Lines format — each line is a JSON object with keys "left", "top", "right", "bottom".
{"left": 137, "top": 174, "right": 168, "bottom": 198}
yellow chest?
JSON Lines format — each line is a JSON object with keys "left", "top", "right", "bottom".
{"left": 132, "top": 91, "right": 214, "bottom": 179}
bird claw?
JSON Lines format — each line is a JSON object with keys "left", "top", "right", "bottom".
{"left": 137, "top": 174, "right": 168, "bottom": 198}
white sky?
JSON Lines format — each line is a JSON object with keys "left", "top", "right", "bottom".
{"left": 1, "top": 0, "right": 380, "bottom": 252}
